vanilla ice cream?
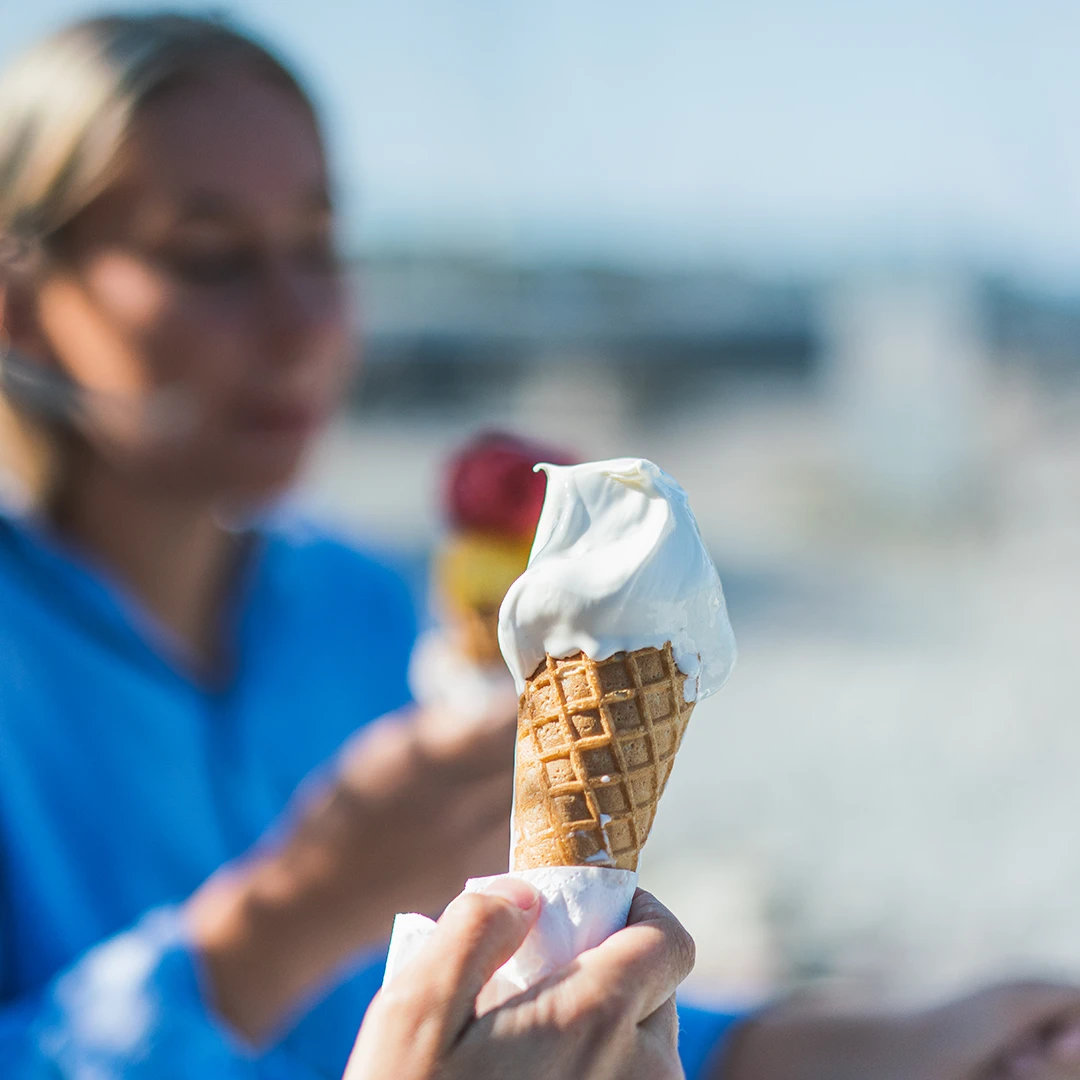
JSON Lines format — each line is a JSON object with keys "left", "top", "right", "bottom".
{"left": 498, "top": 457, "right": 736, "bottom": 702}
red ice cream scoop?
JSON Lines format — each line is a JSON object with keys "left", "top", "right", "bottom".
{"left": 444, "top": 431, "right": 576, "bottom": 539}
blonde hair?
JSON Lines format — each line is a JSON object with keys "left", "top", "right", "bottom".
{"left": 0, "top": 12, "right": 319, "bottom": 506}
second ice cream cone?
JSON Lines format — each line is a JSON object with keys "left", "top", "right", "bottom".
{"left": 512, "top": 642, "right": 695, "bottom": 872}
{"left": 435, "top": 531, "right": 534, "bottom": 666}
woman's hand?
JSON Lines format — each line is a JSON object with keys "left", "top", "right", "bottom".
{"left": 188, "top": 705, "right": 516, "bottom": 1044}
{"left": 299, "top": 705, "right": 517, "bottom": 924}
{"left": 940, "top": 982, "right": 1080, "bottom": 1078}
{"left": 721, "top": 979, "right": 1080, "bottom": 1080}
{"left": 346, "top": 884, "right": 695, "bottom": 1080}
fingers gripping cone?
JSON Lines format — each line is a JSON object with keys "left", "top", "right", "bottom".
{"left": 512, "top": 643, "right": 694, "bottom": 872}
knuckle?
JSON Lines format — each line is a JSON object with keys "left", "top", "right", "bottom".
{"left": 590, "top": 993, "right": 629, "bottom": 1035}
{"left": 649, "top": 1057, "right": 681, "bottom": 1080}
{"left": 441, "top": 897, "right": 496, "bottom": 955}
{"left": 658, "top": 1058, "right": 683, "bottom": 1080}
{"left": 525, "top": 983, "right": 568, "bottom": 1034}
{"left": 565, "top": 974, "right": 631, "bottom": 1036}
{"left": 671, "top": 921, "right": 697, "bottom": 978}
{"left": 629, "top": 889, "right": 663, "bottom": 918}
{"left": 629, "top": 1041, "right": 682, "bottom": 1080}
{"left": 449, "top": 891, "right": 492, "bottom": 928}
{"left": 444, "top": 890, "right": 509, "bottom": 944}
{"left": 375, "top": 978, "right": 440, "bottom": 1029}
{"left": 632, "top": 919, "right": 696, "bottom": 991}
{"left": 440, "top": 890, "right": 522, "bottom": 965}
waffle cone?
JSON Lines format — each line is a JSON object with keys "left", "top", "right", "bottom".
{"left": 512, "top": 643, "right": 695, "bottom": 872}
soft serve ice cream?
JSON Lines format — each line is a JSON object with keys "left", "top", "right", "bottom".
{"left": 498, "top": 457, "right": 736, "bottom": 700}
{"left": 502, "top": 456, "right": 735, "bottom": 874}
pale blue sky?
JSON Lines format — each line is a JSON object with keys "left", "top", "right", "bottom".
{"left": 4, "top": 1, "right": 1080, "bottom": 280}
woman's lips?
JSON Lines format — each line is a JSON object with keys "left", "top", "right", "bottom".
{"left": 231, "top": 400, "right": 326, "bottom": 437}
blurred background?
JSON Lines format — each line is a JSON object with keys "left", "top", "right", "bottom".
{"left": 9, "top": 0, "right": 1080, "bottom": 1012}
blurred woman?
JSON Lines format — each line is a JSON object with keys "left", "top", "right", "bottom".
{"left": 1, "top": 12, "right": 1079, "bottom": 1080}
{"left": 0, "top": 13, "right": 703, "bottom": 1077}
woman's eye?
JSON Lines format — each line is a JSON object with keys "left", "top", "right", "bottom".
{"left": 155, "top": 238, "right": 341, "bottom": 284}
{"left": 165, "top": 249, "right": 261, "bottom": 285}
{"left": 294, "top": 237, "right": 341, "bottom": 275}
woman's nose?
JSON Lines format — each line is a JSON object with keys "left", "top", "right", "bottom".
{"left": 258, "top": 254, "right": 342, "bottom": 363}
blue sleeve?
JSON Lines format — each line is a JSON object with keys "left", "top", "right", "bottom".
{"left": 311, "top": 538, "right": 419, "bottom": 719}
{"left": 0, "top": 908, "right": 332, "bottom": 1080}
{"left": 0, "top": 918, "right": 743, "bottom": 1080}
{"left": 677, "top": 1001, "right": 745, "bottom": 1080}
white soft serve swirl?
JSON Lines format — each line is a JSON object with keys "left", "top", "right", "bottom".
{"left": 498, "top": 458, "right": 736, "bottom": 701}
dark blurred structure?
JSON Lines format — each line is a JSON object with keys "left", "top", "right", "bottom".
{"left": 354, "top": 254, "right": 815, "bottom": 416}
{"left": 352, "top": 253, "right": 1080, "bottom": 421}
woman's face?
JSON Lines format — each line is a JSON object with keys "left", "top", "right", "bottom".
{"left": 24, "top": 67, "right": 350, "bottom": 503}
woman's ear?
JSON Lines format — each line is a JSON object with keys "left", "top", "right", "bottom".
{"left": 1, "top": 280, "right": 52, "bottom": 364}
{"left": 0, "top": 280, "right": 63, "bottom": 505}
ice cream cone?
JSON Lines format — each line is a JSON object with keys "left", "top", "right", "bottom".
{"left": 512, "top": 642, "right": 695, "bottom": 872}
{"left": 451, "top": 604, "right": 503, "bottom": 667}
{"left": 434, "top": 531, "right": 534, "bottom": 667}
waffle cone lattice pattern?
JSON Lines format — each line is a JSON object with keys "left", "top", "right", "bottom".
{"left": 513, "top": 643, "right": 695, "bottom": 871}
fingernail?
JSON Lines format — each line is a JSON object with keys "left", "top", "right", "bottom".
{"left": 477, "top": 876, "right": 540, "bottom": 911}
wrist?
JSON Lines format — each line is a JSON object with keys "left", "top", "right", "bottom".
{"left": 188, "top": 808, "right": 383, "bottom": 1043}
{"left": 187, "top": 857, "right": 309, "bottom": 1043}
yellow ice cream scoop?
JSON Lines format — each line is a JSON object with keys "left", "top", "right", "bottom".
{"left": 434, "top": 531, "right": 534, "bottom": 614}
{"left": 432, "top": 531, "right": 534, "bottom": 666}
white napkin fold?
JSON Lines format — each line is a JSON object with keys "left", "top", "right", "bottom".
{"left": 382, "top": 866, "right": 638, "bottom": 994}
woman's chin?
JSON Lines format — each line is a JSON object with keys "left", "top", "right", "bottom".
{"left": 134, "top": 432, "right": 319, "bottom": 509}
{"left": 232, "top": 470, "right": 304, "bottom": 507}
{"left": 214, "top": 447, "right": 311, "bottom": 509}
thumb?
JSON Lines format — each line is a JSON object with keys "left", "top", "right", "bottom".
{"left": 346, "top": 878, "right": 539, "bottom": 1080}
{"left": 393, "top": 877, "right": 540, "bottom": 1052}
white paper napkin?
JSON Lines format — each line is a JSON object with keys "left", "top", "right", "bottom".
{"left": 382, "top": 866, "right": 637, "bottom": 994}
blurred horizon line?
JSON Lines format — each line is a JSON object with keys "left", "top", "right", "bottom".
{"left": 347, "top": 232, "right": 1080, "bottom": 301}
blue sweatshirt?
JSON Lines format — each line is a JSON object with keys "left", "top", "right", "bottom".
{"left": 0, "top": 509, "right": 735, "bottom": 1078}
